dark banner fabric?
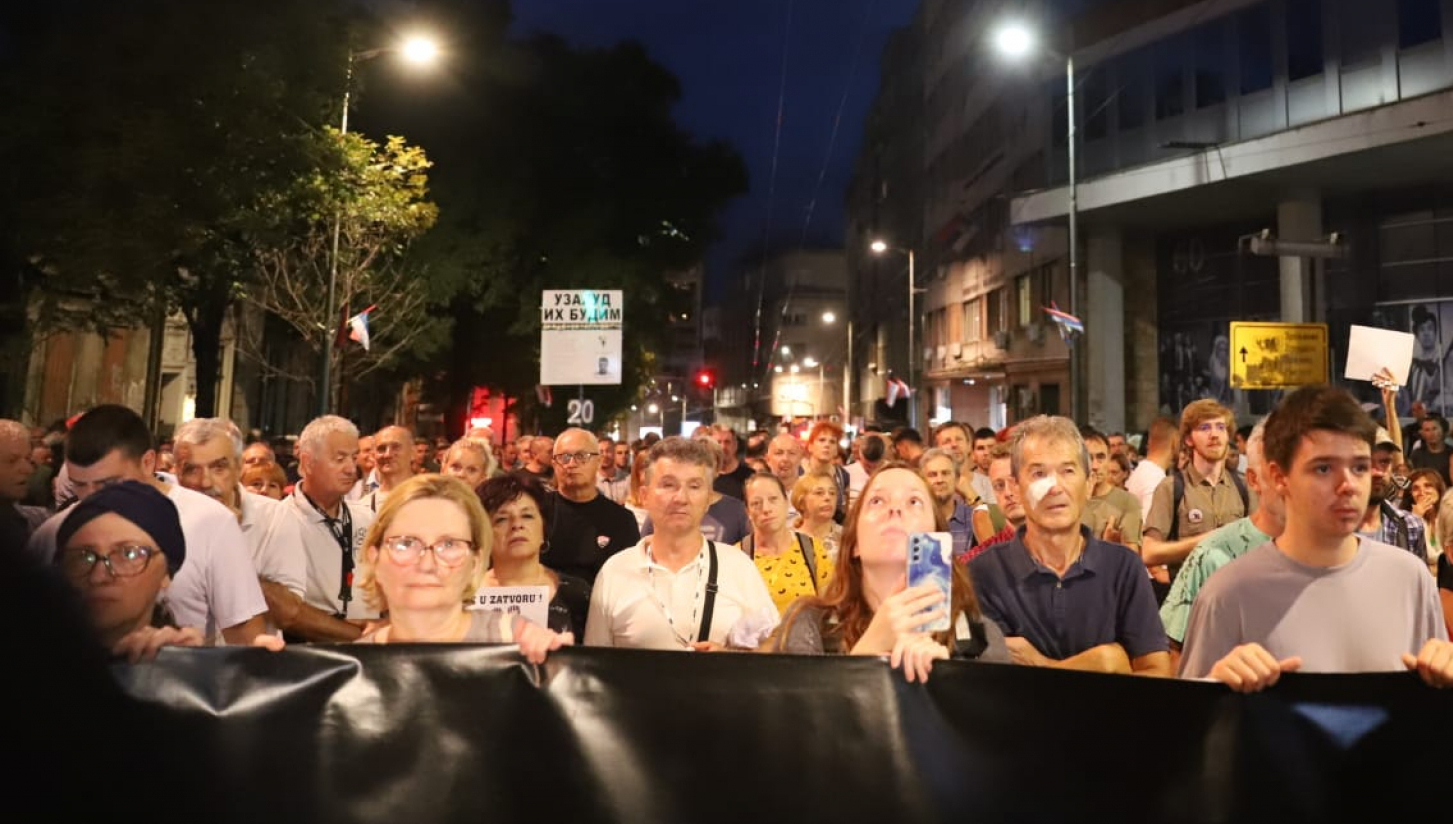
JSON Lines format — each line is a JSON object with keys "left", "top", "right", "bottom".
{"left": 23, "top": 647, "right": 1432, "bottom": 824}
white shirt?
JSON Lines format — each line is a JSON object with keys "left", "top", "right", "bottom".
{"left": 970, "top": 470, "right": 997, "bottom": 506}
{"left": 284, "top": 485, "right": 378, "bottom": 620}
{"left": 584, "top": 535, "right": 777, "bottom": 650}
{"left": 1126, "top": 460, "right": 1169, "bottom": 523}
{"left": 347, "top": 469, "right": 380, "bottom": 502}
{"left": 845, "top": 462, "right": 871, "bottom": 509}
{"left": 238, "top": 489, "right": 306, "bottom": 596}
{"left": 28, "top": 482, "right": 268, "bottom": 642}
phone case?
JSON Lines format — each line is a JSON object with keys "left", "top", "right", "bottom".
{"left": 906, "top": 531, "right": 953, "bottom": 632}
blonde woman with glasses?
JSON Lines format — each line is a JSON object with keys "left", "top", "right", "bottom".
{"left": 354, "top": 474, "right": 573, "bottom": 662}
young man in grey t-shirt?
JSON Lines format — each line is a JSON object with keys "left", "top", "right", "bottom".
{"left": 1180, "top": 386, "right": 1453, "bottom": 691}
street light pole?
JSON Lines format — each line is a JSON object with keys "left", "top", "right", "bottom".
{"left": 907, "top": 248, "right": 918, "bottom": 429}
{"left": 319, "top": 58, "right": 353, "bottom": 417}
{"left": 1066, "top": 53, "right": 1081, "bottom": 423}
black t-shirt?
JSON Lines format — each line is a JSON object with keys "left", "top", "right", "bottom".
{"left": 548, "top": 572, "right": 592, "bottom": 637}
{"left": 1409, "top": 446, "right": 1452, "bottom": 486}
{"left": 713, "top": 461, "right": 755, "bottom": 500}
{"left": 545, "top": 492, "right": 641, "bottom": 584}
{"left": 1438, "top": 553, "right": 1453, "bottom": 592}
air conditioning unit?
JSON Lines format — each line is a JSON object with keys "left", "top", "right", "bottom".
{"left": 949, "top": 342, "right": 963, "bottom": 359}
{"left": 1025, "top": 323, "right": 1044, "bottom": 344}
{"left": 993, "top": 330, "right": 1011, "bottom": 349}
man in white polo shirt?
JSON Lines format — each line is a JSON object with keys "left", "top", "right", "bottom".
{"left": 585, "top": 436, "right": 776, "bottom": 651}
{"left": 279, "top": 415, "right": 378, "bottom": 642}
{"left": 27, "top": 405, "right": 267, "bottom": 645}
{"left": 173, "top": 417, "right": 307, "bottom": 635}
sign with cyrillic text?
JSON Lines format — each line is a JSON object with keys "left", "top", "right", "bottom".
{"left": 1229, "top": 321, "right": 1328, "bottom": 389}
{"left": 540, "top": 290, "right": 623, "bottom": 385}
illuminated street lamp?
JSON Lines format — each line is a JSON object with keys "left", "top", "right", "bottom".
{"left": 991, "top": 17, "right": 1081, "bottom": 422}
{"left": 870, "top": 239, "right": 918, "bottom": 427}
{"left": 319, "top": 34, "right": 440, "bottom": 415}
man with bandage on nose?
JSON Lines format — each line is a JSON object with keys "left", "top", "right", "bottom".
{"left": 968, "top": 416, "right": 1173, "bottom": 676}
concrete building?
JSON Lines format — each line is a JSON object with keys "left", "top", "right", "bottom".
{"left": 1011, "top": 0, "right": 1453, "bottom": 429}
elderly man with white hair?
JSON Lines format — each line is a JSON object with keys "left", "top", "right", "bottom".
{"left": 173, "top": 418, "right": 307, "bottom": 634}
{"left": 279, "top": 415, "right": 379, "bottom": 642}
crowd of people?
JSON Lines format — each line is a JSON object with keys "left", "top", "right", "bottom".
{"left": 3, "top": 382, "right": 1452, "bottom": 690}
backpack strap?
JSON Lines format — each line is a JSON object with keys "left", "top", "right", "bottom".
{"left": 697, "top": 542, "right": 721, "bottom": 643}
{"left": 795, "top": 532, "right": 819, "bottom": 591}
{"left": 1168, "top": 469, "right": 1185, "bottom": 541}
{"left": 1228, "top": 469, "right": 1250, "bottom": 514}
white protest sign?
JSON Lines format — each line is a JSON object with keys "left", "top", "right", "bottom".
{"left": 469, "top": 585, "right": 550, "bottom": 630}
{"left": 1345, "top": 325, "right": 1415, "bottom": 386}
{"left": 540, "top": 290, "right": 623, "bottom": 385}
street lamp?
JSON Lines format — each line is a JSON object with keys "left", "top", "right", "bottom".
{"left": 870, "top": 239, "right": 918, "bottom": 428}
{"left": 821, "top": 309, "right": 854, "bottom": 424}
{"left": 319, "top": 34, "right": 440, "bottom": 415}
{"left": 992, "top": 18, "right": 1081, "bottom": 422}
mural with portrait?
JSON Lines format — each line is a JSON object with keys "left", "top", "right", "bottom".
{"left": 1369, "top": 301, "right": 1453, "bottom": 418}
{"left": 1156, "top": 226, "right": 1283, "bottom": 419}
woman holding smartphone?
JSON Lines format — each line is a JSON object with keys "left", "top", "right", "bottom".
{"left": 765, "top": 463, "right": 1009, "bottom": 681}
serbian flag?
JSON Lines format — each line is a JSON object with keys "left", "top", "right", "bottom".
{"left": 346, "top": 305, "right": 375, "bottom": 351}
{"left": 1042, "top": 301, "right": 1084, "bottom": 341}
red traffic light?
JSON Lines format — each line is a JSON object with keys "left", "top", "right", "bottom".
{"left": 695, "top": 369, "right": 716, "bottom": 389}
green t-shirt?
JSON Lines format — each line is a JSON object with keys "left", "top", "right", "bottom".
{"left": 1160, "top": 517, "right": 1270, "bottom": 643}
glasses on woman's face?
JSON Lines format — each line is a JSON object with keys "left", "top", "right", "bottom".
{"left": 59, "top": 545, "right": 157, "bottom": 579}
{"left": 381, "top": 535, "right": 474, "bottom": 567}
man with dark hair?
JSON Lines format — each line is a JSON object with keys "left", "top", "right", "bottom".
{"left": 890, "top": 427, "right": 925, "bottom": 467}
{"left": 27, "top": 405, "right": 267, "bottom": 645}
{"left": 1126, "top": 416, "right": 1177, "bottom": 520}
{"left": 1409, "top": 413, "right": 1453, "bottom": 487}
{"left": 845, "top": 432, "right": 888, "bottom": 507}
{"left": 1080, "top": 429, "right": 1143, "bottom": 550}
{"left": 1181, "top": 386, "right": 1452, "bottom": 690}
{"left": 709, "top": 425, "right": 753, "bottom": 500}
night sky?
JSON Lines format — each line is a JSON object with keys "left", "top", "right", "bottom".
{"left": 509, "top": 0, "right": 920, "bottom": 298}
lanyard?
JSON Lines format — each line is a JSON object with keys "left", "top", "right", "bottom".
{"left": 302, "top": 489, "right": 354, "bottom": 617}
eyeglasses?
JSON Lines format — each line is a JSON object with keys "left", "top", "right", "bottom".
{"left": 59, "top": 545, "right": 158, "bottom": 578}
{"left": 1194, "top": 422, "right": 1228, "bottom": 434}
{"left": 553, "top": 451, "right": 599, "bottom": 466}
{"left": 381, "top": 535, "right": 475, "bottom": 567}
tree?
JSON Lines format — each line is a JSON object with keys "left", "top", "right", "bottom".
{"left": 374, "top": 33, "right": 748, "bottom": 432}
{"left": 0, "top": 0, "right": 353, "bottom": 417}
{"left": 242, "top": 130, "right": 445, "bottom": 408}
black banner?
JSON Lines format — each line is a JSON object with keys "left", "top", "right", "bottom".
{"left": 12, "top": 644, "right": 1443, "bottom": 824}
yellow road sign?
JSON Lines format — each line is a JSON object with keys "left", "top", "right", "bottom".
{"left": 1229, "top": 322, "right": 1329, "bottom": 389}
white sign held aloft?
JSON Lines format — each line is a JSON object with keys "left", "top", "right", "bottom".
{"left": 540, "top": 290, "right": 624, "bottom": 386}
{"left": 469, "top": 585, "right": 550, "bottom": 630}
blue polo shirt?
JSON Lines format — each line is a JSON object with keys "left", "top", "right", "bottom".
{"left": 968, "top": 525, "right": 1168, "bottom": 661}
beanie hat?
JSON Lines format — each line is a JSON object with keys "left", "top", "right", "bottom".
{"left": 57, "top": 481, "right": 186, "bottom": 576}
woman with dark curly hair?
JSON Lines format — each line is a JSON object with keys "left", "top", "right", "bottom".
{"left": 476, "top": 472, "right": 592, "bottom": 637}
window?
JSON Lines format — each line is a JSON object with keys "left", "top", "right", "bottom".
{"left": 1016, "top": 275, "right": 1032, "bottom": 327}
{"left": 1155, "top": 40, "right": 1185, "bottom": 119}
{"left": 1193, "top": 21, "right": 1227, "bottom": 107}
{"left": 1237, "top": 4, "right": 1274, "bottom": 94}
{"left": 1083, "top": 68, "right": 1109, "bottom": 141}
{"left": 987, "top": 287, "right": 1003, "bottom": 333}
{"left": 1340, "top": 0, "right": 1380, "bottom": 65}
{"left": 963, "top": 298, "right": 982, "bottom": 342}
{"left": 1286, "top": 0, "right": 1324, "bottom": 80}
{"left": 1117, "top": 53, "right": 1147, "bottom": 129}
{"left": 1399, "top": 0, "right": 1443, "bottom": 48}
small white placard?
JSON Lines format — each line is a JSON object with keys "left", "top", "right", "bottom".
{"left": 1344, "top": 325, "right": 1415, "bottom": 385}
{"left": 469, "top": 585, "right": 550, "bottom": 630}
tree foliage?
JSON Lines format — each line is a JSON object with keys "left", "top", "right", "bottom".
{"left": 243, "top": 130, "right": 444, "bottom": 400}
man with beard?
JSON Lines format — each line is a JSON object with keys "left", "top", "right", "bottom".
{"left": 1358, "top": 426, "right": 1428, "bottom": 557}
{"left": 1142, "top": 401, "right": 1249, "bottom": 593}
{"left": 173, "top": 418, "right": 306, "bottom": 635}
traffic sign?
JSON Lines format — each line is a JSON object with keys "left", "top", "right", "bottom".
{"left": 1229, "top": 321, "right": 1329, "bottom": 389}
{"left": 540, "top": 290, "right": 623, "bottom": 385}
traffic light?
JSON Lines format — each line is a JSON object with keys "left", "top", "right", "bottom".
{"left": 695, "top": 369, "right": 716, "bottom": 390}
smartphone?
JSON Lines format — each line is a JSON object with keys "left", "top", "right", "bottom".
{"left": 906, "top": 531, "right": 953, "bottom": 632}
